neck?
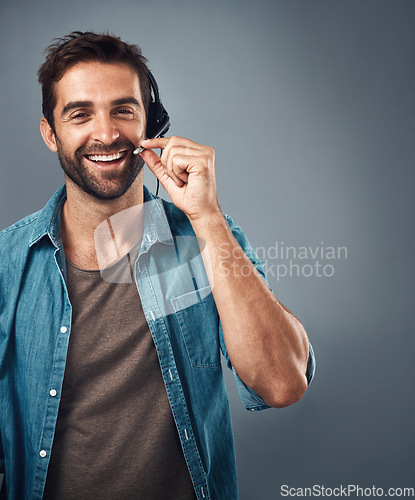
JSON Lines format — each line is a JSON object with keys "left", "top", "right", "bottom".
{"left": 61, "top": 173, "right": 145, "bottom": 270}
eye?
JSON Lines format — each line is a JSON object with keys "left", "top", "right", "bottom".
{"left": 70, "top": 112, "right": 90, "bottom": 123}
{"left": 114, "top": 108, "right": 135, "bottom": 119}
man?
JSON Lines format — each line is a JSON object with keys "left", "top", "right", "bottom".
{"left": 0, "top": 32, "right": 315, "bottom": 499}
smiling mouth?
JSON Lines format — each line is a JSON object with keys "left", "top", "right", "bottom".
{"left": 84, "top": 150, "right": 129, "bottom": 170}
{"left": 85, "top": 151, "right": 127, "bottom": 163}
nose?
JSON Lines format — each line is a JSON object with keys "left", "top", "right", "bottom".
{"left": 91, "top": 113, "right": 120, "bottom": 145}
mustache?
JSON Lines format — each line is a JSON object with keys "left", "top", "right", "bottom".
{"left": 76, "top": 139, "right": 136, "bottom": 156}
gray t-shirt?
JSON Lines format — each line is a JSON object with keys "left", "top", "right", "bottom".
{"left": 43, "top": 256, "right": 196, "bottom": 499}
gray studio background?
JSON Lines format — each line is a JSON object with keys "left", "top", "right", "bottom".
{"left": 1, "top": 0, "right": 414, "bottom": 498}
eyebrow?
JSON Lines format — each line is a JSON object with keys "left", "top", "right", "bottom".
{"left": 111, "top": 97, "right": 141, "bottom": 108}
{"left": 61, "top": 97, "right": 141, "bottom": 116}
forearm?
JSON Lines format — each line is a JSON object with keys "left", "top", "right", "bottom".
{"left": 191, "top": 211, "right": 310, "bottom": 408}
{"left": 140, "top": 136, "right": 310, "bottom": 407}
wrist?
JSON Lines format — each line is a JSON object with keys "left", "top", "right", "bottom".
{"left": 188, "top": 206, "right": 226, "bottom": 238}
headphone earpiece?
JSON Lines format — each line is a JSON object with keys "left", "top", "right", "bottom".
{"left": 146, "top": 71, "right": 170, "bottom": 139}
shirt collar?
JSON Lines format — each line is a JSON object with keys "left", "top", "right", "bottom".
{"left": 29, "top": 185, "right": 66, "bottom": 248}
{"left": 28, "top": 184, "right": 174, "bottom": 250}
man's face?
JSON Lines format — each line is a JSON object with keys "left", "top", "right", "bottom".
{"left": 50, "top": 61, "right": 146, "bottom": 200}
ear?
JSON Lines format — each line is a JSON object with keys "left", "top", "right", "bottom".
{"left": 40, "top": 117, "right": 58, "bottom": 152}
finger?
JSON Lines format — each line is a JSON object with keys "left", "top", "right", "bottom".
{"left": 140, "top": 148, "right": 162, "bottom": 171}
{"left": 140, "top": 149, "right": 183, "bottom": 191}
{"left": 157, "top": 145, "right": 200, "bottom": 187}
{"left": 162, "top": 145, "right": 206, "bottom": 168}
{"left": 152, "top": 149, "right": 185, "bottom": 187}
{"left": 140, "top": 137, "right": 170, "bottom": 150}
{"left": 162, "top": 158, "right": 185, "bottom": 187}
{"left": 142, "top": 135, "right": 206, "bottom": 153}
{"left": 171, "top": 159, "right": 189, "bottom": 184}
{"left": 162, "top": 146, "right": 207, "bottom": 184}
{"left": 165, "top": 159, "right": 185, "bottom": 187}
{"left": 169, "top": 155, "right": 204, "bottom": 179}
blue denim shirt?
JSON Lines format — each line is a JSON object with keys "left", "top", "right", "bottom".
{"left": 0, "top": 185, "right": 315, "bottom": 500}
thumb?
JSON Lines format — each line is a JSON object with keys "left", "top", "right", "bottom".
{"left": 140, "top": 149, "right": 178, "bottom": 194}
{"left": 140, "top": 149, "right": 163, "bottom": 178}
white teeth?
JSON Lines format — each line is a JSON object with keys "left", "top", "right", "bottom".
{"left": 87, "top": 152, "right": 125, "bottom": 162}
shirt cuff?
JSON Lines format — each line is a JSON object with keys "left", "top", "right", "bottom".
{"left": 233, "top": 340, "right": 316, "bottom": 411}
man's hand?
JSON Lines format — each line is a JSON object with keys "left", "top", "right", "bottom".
{"left": 141, "top": 136, "right": 309, "bottom": 408}
{"left": 139, "top": 136, "right": 221, "bottom": 222}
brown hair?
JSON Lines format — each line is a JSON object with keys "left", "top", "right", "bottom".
{"left": 37, "top": 31, "right": 151, "bottom": 132}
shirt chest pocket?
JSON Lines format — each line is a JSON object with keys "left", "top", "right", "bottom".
{"left": 171, "top": 286, "right": 221, "bottom": 368}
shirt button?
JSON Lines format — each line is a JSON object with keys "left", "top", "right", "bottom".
{"left": 50, "top": 389, "right": 57, "bottom": 397}
{"left": 39, "top": 450, "right": 47, "bottom": 458}
{"left": 60, "top": 326, "right": 68, "bottom": 334}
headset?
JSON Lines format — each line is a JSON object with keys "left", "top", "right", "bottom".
{"left": 146, "top": 71, "right": 170, "bottom": 139}
{"left": 145, "top": 71, "right": 170, "bottom": 195}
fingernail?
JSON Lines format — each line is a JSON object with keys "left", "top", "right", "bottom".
{"left": 142, "top": 139, "right": 150, "bottom": 144}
